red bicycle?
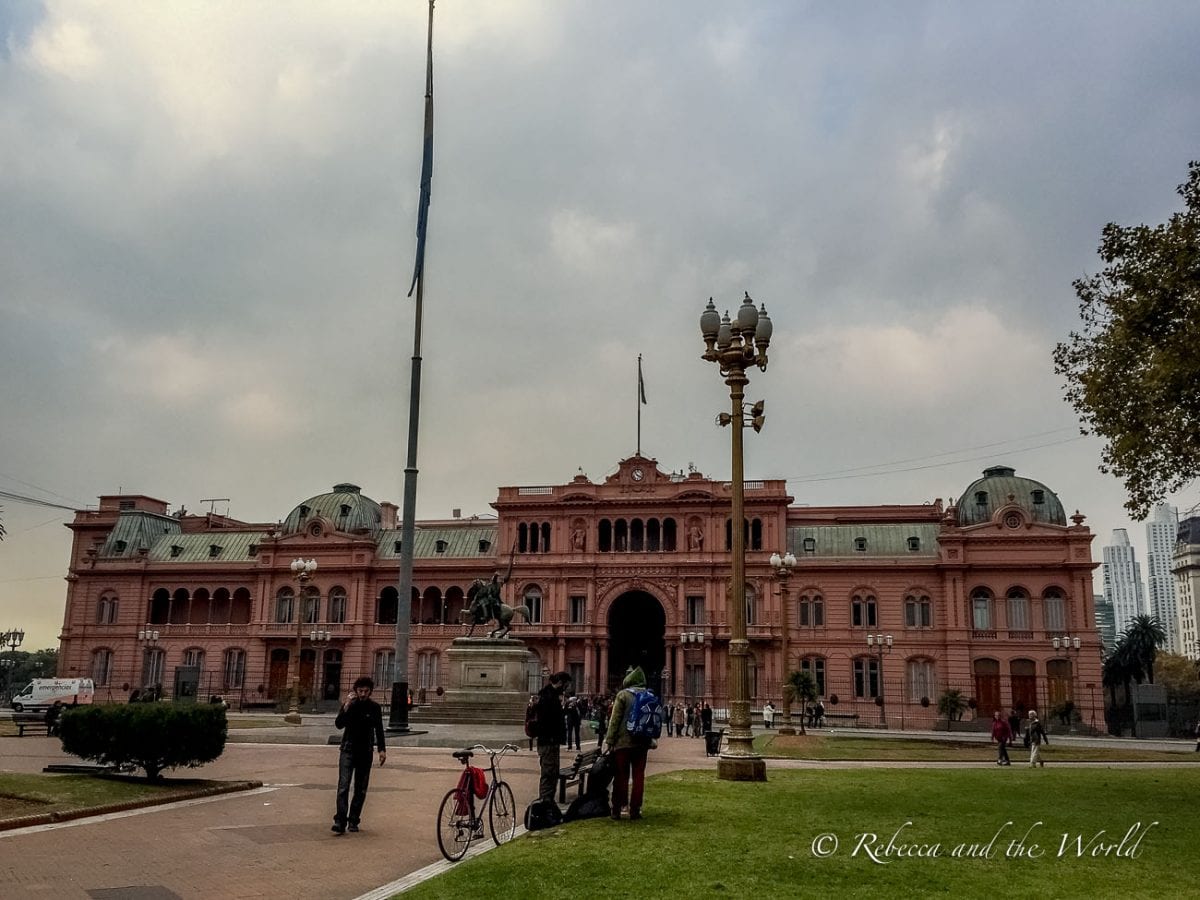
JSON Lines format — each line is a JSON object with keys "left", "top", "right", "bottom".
{"left": 436, "top": 743, "right": 519, "bottom": 862}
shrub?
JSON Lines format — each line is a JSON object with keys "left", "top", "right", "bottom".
{"left": 59, "top": 703, "right": 228, "bottom": 780}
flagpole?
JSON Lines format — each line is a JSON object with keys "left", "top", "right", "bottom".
{"left": 391, "top": 0, "right": 435, "bottom": 733}
{"left": 637, "top": 354, "right": 643, "bottom": 457}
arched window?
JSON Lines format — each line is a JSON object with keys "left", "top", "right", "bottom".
{"left": 223, "top": 648, "right": 246, "bottom": 689}
{"left": 971, "top": 588, "right": 993, "bottom": 631}
{"left": 301, "top": 585, "right": 320, "bottom": 624}
{"left": 851, "top": 593, "right": 878, "bottom": 628}
{"left": 1006, "top": 588, "right": 1030, "bottom": 631}
{"left": 328, "top": 586, "right": 347, "bottom": 624}
{"left": 800, "top": 656, "right": 826, "bottom": 696}
{"left": 374, "top": 649, "right": 395, "bottom": 687}
{"left": 97, "top": 593, "right": 119, "bottom": 625}
{"left": 377, "top": 587, "right": 399, "bottom": 625}
{"left": 853, "top": 657, "right": 880, "bottom": 699}
{"left": 91, "top": 648, "right": 114, "bottom": 686}
{"left": 744, "top": 584, "right": 757, "bottom": 626}
{"left": 599, "top": 519, "right": 612, "bottom": 553}
{"left": 797, "top": 594, "right": 824, "bottom": 627}
{"left": 904, "top": 593, "right": 932, "bottom": 628}
{"left": 143, "top": 648, "right": 166, "bottom": 689}
{"left": 149, "top": 588, "right": 170, "bottom": 625}
{"left": 631, "top": 518, "right": 645, "bottom": 552}
{"left": 1043, "top": 588, "right": 1066, "bottom": 632}
{"left": 275, "top": 588, "right": 295, "bottom": 624}
{"left": 518, "top": 522, "right": 529, "bottom": 553}
{"left": 906, "top": 658, "right": 935, "bottom": 702}
{"left": 541, "top": 522, "right": 551, "bottom": 553}
{"left": 750, "top": 518, "right": 763, "bottom": 551}
{"left": 647, "top": 518, "right": 661, "bottom": 552}
{"left": 417, "top": 650, "right": 441, "bottom": 690}
{"left": 524, "top": 585, "right": 543, "bottom": 623}
{"left": 614, "top": 519, "right": 628, "bottom": 552}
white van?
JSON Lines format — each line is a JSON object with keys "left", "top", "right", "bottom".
{"left": 10, "top": 678, "right": 95, "bottom": 712}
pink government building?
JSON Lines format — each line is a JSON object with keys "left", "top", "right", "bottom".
{"left": 56, "top": 456, "right": 1104, "bottom": 729}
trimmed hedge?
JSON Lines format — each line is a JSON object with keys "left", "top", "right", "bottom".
{"left": 59, "top": 703, "right": 228, "bottom": 780}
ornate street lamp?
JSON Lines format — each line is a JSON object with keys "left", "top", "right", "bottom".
{"left": 1051, "top": 634, "right": 1082, "bottom": 733}
{"left": 137, "top": 626, "right": 160, "bottom": 694}
{"left": 866, "top": 633, "right": 893, "bottom": 727}
{"left": 310, "top": 628, "right": 332, "bottom": 711}
{"left": 770, "top": 552, "right": 798, "bottom": 735}
{"left": 0, "top": 629, "right": 22, "bottom": 703}
{"left": 285, "top": 558, "right": 318, "bottom": 724}
{"left": 700, "top": 292, "right": 773, "bottom": 782}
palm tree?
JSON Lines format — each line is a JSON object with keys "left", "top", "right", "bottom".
{"left": 784, "top": 670, "right": 818, "bottom": 735}
{"left": 937, "top": 688, "right": 967, "bottom": 730}
{"left": 1122, "top": 615, "right": 1167, "bottom": 683}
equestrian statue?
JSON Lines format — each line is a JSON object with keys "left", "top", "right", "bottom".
{"left": 462, "top": 545, "right": 529, "bottom": 639}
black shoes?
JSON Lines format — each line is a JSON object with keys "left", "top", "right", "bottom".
{"left": 348, "top": 824, "right": 360, "bottom": 832}
{"left": 629, "top": 810, "right": 642, "bottom": 820}
{"left": 331, "top": 824, "right": 346, "bottom": 835}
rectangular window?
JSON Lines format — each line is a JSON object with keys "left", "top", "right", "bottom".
{"left": 907, "top": 660, "right": 935, "bottom": 702}
{"left": 1008, "top": 595, "right": 1029, "bottom": 631}
{"left": 569, "top": 596, "right": 586, "bottom": 624}
{"left": 905, "top": 599, "right": 932, "bottom": 628}
{"left": 223, "top": 649, "right": 246, "bottom": 690}
{"left": 303, "top": 594, "right": 320, "bottom": 625}
{"left": 184, "top": 648, "right": 205, "bottom": 669}
{"left": 276, "top": 595, "right": 294, "bottom": 625}
{"left": 972, "top": 598, "right": 991, "bottom": 630}
{"left": 685, "top": 663, "right": 705, "bottom": 699}
{"left": 525, "top": 593, "right": 542, "bottom": 623}
{"left": 686, "top": 596, "right": 705, "bottom": 626}
{"left": 569, "top": 662, "right": 585, "bottom": 692}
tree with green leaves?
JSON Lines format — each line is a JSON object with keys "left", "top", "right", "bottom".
{"left": 937, "top": 688, "right": 967, "bottom": 730}
{"left": 1122, "top": 614, "right": 1167, "bottom": 684}
{"left": 1053, "top": 161, "right": 1200, "bottom": 519}
{"left": 784, "top": 669, "right": 818, "bottom": 734}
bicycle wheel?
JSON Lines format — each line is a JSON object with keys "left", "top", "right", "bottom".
{"left": 488, "top": 780, "right": 517, "bottom": 845}
{"left": 436, "top": 788, "right": 474, "bottom": 862}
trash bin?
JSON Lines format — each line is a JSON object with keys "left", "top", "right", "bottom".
{"left": 704, "top": 729, "right": 724, "bottom": 757}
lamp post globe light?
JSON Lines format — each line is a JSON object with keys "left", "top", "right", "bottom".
{"left": 285, "top": 558, "right": 318, "bottom": 725}
{"left": 700, "top": 292, "right": 773, "bottom": 782}
{"left": 309, "top": 628, "right": 332, "bottom": 711}
{"left": 866, "top": 633, "right": 893, "bottom": 726}
{"left": 1051, "top": 634, "right": 1082, "bottom": 733}
{"left": 0, "top": 629, "right": 21, "bottom": 703}
{"left": 770, "top": 552, "right": 798, "bottom": 735}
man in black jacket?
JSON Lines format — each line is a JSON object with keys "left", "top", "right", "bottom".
{"left": 536, "top": 672, "right": 571, "bottom": 803}
{"left": 332, "top": 676, "right": 387, "bottom": 834}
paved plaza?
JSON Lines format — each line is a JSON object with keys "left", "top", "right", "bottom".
{"left": 2, "top": 720, "right": 1197, "bottom": 899}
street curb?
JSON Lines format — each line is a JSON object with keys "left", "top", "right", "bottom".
{"left": 0, "top": 779, "right": 264, "bottom": 832}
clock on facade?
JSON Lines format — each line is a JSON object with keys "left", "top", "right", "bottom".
{"left": 631, "top": 467, "right": 645, "bottom": 482}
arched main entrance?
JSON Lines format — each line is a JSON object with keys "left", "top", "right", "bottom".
{"left": 607, "top": 590, "right": 666, "bottom": 695}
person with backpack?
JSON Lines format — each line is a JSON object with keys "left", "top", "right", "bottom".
{"left": 535, "top": 672, "right": 571, "bottom": 803}
{"left": 1025, "top": 709, "right": 1049, "bottom": 767}
{"left": 603, "top": 666, "right": 659, "bottom": 820}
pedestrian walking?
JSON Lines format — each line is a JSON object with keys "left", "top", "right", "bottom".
{"left": 565, "top": 696, "right": 582, "bottom": 751}
{"left": 1025, "top": 709, "right": 1049, "bottom": 767}
{"left": 990, "top": 710, "right": 1012, "bottom": 766}
{"left": 672, "top": 702, "right": 685, "bottom": 737}
{"left": 331, "top": 676, "right": 386, "bottom": 835}
{"left": 763, "top": 700, "right": 776, "bottom": 729}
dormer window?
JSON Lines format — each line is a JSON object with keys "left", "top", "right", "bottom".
{"left": 854, "top": 537, "right": 867, "bottom": 552}
{"left": 1031, "top": 490, "right": 1045, "bottom": 505}
{"left": 340, "top": 504, "right": 352, "bottom": 517}
{"left": 435, "top": 539, "right": 448, "bottom": 554}
{"left": 394, "top": 540, "right": 403, "bottom": 554}
{"left": 975, "top": 491, "right": 988, "bottom": 505}
{"left": 114, "top": 540, "right": 127, "bottom": 553}
{"left": 248, "top": 544, "right": 259, "bottom": 557}
{"left": 170, "top": 545, "right": 183, "bottom": 558}
{"left": 907, "top": 536, "right": 921, "bottom": 552}
{"left": 299, "top": 505, "right": 310, "bottom": 519}
{"left": 802, "top": 537, "right": 816, "bottom": 554}
{"left": 209, "top": 544, "right": 222, "bottom": 558}
{"left": 479, "top": 538, "right": 491, "bottom": 553}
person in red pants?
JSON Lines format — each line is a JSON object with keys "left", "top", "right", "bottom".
{"left": 603, "top": 666, "right": 655, "bottom": 820}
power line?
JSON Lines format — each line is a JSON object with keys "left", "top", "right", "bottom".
{"left": 787, "top": 436, "right": 1087, "bottom": 485}
{"left": 0, "top": 490, "right": 79, "bottom": 512}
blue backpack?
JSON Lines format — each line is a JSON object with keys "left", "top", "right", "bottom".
{"left": 625, "top": 687, "right": 663, "bottom": 739}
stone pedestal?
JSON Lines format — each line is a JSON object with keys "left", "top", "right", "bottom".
{"left": 413, "top": 637, "right": 533, "bottom": 725}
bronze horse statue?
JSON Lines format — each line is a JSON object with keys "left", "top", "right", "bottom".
{"left": 462, "top": 581, "right": 529, "bottom": 639}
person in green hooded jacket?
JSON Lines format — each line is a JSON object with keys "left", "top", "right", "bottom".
{"left": 603, "top": 666, "right": 654, "bottom": 820}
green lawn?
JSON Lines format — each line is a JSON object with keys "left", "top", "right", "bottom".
{"left": 755, "top": 732, "right": 1195, "bottom": 763}
{"left": 402, "top": 768, "right": 1198, "bottom": 900}
{"left": 0, "top": 773, "right": 224, "bottom": 823}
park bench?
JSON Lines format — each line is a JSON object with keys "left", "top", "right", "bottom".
{"left": 557, "top": 747, "right": 601, "bottom": 803}
{"left": 13, "top": 712, "right": 53, "bottom": 737}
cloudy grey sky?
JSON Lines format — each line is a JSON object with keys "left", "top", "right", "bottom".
{"left": 3, "top": 1, "right": 1199, "bottom": 650}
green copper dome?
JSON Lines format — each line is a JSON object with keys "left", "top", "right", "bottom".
{"left": 957, "top": 466, "right": 1066, "bottom": 526}
{"left": 284, "top": 483, "right": 382, "bottom": 535}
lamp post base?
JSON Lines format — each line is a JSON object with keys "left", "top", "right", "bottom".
{"left": 283, "top": 711, "right": 303, "bottom": 725}
{"left": 717, "top": 755, "right": 767, "bottom": 782}
{"left": 778, "top": 725, "right": 796, "bottom": 736}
